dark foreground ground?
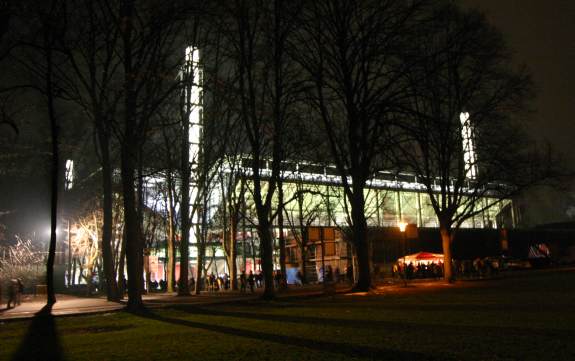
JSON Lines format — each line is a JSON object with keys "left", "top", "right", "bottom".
{"left": 1, "top": 268, "right": 574, "bottom": 361}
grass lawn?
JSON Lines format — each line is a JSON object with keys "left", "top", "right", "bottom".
{"left": 1, "top": 269, "right": 574, "bottom": 360}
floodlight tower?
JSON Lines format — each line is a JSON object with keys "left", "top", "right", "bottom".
{"left": 460, "top": 112, "right": 477, "bottom": 179}
{"left": 184, "top": 45, "right": 203, "bottom": 246}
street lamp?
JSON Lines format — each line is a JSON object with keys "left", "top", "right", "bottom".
{"left": 398, "top": 222, "right": 407, "bottom": 286}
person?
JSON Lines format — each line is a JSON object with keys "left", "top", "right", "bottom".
{"left": 274, "top": 270, "right": 281, "bottom": 289}
{"left": 151, "top": 279, "right": 159, "bottom": 292}
{"left": 325, "top": 265, "right": 333, "bottom": 283}
{"left": 296, "top": 270, "right": 303, "bottom": 286}
{"left": 248, "top": 271, "right": 255, "bottom": 293}
{"left": 189, "top": 277, "right": 196, "bottom": 292}
{"left": 406, "top": 262, "right": 415, "bottom": 280}
{"left": 255, "top": 271, "right": 263, "bottom": 288}
{"left": 438, "top": 261, "right": 444, "bottom": 278}
{"left": 431, "top": 263, "right": 440, "bottom": 279}
{"left": 240, "top": 271, "right": 247, "bottom": 293}
{"left": 346, "top": 265, "right": 353, "bottom": 283}
{"left": 217, "top": 276, "right": 224, "bottom": 292}
{"left": 491, "top": 258, "right": 500, "bottom": 275}
{"left": 209, "top": 273, "right": 216, "bottom": 291}
{"left": 7, "top": 279, "right": 18, "bottom": 309}
{"left": 159, "top": 279, "right": 167, "bottom": 292}
{"left": 334, "top": 267, "right": 341, "bottom": 283}
{"left": 472, "top": 257, "right": 480, "bottom": 276}
{"left": 224, "top": 273, "right": 230, "bottom": 290}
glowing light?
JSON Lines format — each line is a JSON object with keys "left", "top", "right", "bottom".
{"left": 185, "top": 46, "right": 203, "bottom": 165}
{"left": 460, "top": 112, "right": 477, "bottom": 179}
{"left": 184, "top": 45, "right": 203, "bottom": 244}
{"left": 46, "top": 227, "right": 60, "bottom": 236}
{"left": 65, "top": 159, "right": 74, "bottom": 190}
{"left": 398, "top": 222, "right": 407, "bottom": 233}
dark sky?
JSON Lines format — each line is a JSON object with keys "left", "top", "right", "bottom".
{"left": 462, "top": 0, "right": 575, "bottom": 166}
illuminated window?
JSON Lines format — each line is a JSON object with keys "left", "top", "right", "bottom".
{"left": 324, "top": 241, "right": 336, "bottom": 256}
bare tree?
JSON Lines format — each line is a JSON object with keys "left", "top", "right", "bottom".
{"left": 213, "top": 0, "right": 303, "bottom": 298}
{"left": 159, "top": 123, "right": 179, "bottom": 292}
{"left": 400, "top": 3, "right": 536, "bottom": 281}
{"left": 283, "top": 182, "right": 325, "bottom": 284}
{"left": 219, "top": 152, "right": 247, "bottom": 290}
{"left": 294, "top": 0, "right": 427, "bottom": 291}
{"left": 114, "top": 0, "right": 200, "bottom": 308}
{"left": 71, "top": 211, "right": 102, "bottom": 294}
{"left": 0, "top": 0, "right": 19, "bottom": 135}
{"left": 53, "top": 0, "right": 124, "bottom": 301}
{"left": 0, "top": 237, "right": 45, "bottom": 291}
{"left": 26, "top": 0, "right": 68, "bottom": 306}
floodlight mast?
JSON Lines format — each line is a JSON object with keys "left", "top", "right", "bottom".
{"left": 460, "top": 112, "right": 477, "bottom": 180}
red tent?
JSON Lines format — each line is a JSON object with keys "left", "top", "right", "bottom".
{"left": 399, "top": 252, "right": 444, "bottom": 265}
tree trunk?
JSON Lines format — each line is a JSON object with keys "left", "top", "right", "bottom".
{"left": 298, "top": 193, "right": 308, "bottom": 284}
{"left": 178, "top": 114, "right": 191, "bottom": 297}
{"left": 137, "top": 150, "right": 147, "bottom": 294}
{"left": 166, "top": 171, "right": 176, "bottom": 292}
{"left": 242, "top": 202, "right": 247, "bottom": 274}
{"left": 252, "top": 239, "right": 257, "bottom": 272}
{"left": 71, "top": 257, "right": 77, "bottom": 286}
{"left": 299, "top": 246, "right": 307, "bottom": 284}
{"left": 350, "top": 190, "right": 371, "bottom": 291}
{"left": 67, "top": 220, "right": 71, "bottom": 287}
{"left": 144, "top": 253, "right": 151, "bottom": 294}
{"left": 229, "top": 217, "right": 238, "bottom": 290}
{"left": 45, "top": 31, "right": 58, "bottom": 307}
{"left": 98, "top": 129, "right": 119, "bottom": 301}
{"left": 439, "top": 223, "right": 454, "bottom": 282}
{"left": 277, "top": 181, "right": 286, "bottom": 289}
{"left": 257, "top": 215, "right": 275, "bottom": 299}
{"left": 121, "top": 147, "right": 143, "bottom": 310}
{"left": 120, "top": 0, "right": 143, "bottom": 311}
{"left": 195, "top": 241, "right": 204, "bottom": 294}
{"left": 118, "top": 232, "right": 127, "bottom": 296}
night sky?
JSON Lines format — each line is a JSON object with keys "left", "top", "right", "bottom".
{"left": 463, "top": 0, "right": 575, "bottom": 166}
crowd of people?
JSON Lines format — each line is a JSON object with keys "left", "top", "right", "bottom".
{"left": 316, "top": 265, "right": 354, "bottom": 284}
{"left": 239, "top": 270, "right": 281, "bottom": 293}
{"left": 392, "top": 257, "right": 501, "bottom": 281}
{"left": 148, "top": 265, "right": 355, "bottom": 294}
{"left": 392, "top": 262, "right": 444, "bottom": 280}
{"left": 453, "top": 257, "right": 500, "bottom": 278}
{"left": 150, "top": 270, "right": 274, "bottom": 293}
{"left": 144, "top": 257, "right": 503, "bottom": 295}
{"left": 0, "top": 257, "right": 504, "bottom": 309}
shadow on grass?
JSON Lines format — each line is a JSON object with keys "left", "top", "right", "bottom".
{"left": 171, "top": 304, "right": 572, "bottom": 340}
{"left": 138, "top": 309, "right": 445, "bottom": 360}
{"left": 176, "top": 304, "right": 398, "bottom": 329}
{"left": 11, "top": 304, "right": 65, "bottom": 361}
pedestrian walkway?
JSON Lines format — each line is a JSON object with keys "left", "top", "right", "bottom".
{"left": 0, "top": 294, "right": 124, "bottom": 320}
{"left": 0, "top": 283, "right": 353, "bottom": 321}
{"left": 2, "top": 268, "right": 571, "bottom": 322}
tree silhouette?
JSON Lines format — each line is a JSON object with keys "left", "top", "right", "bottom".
{"left": 400, "top": 3, "right": 535, "bottom": 280}
{"left": 294, "top": 0, "right": 428, "bottom": 291}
